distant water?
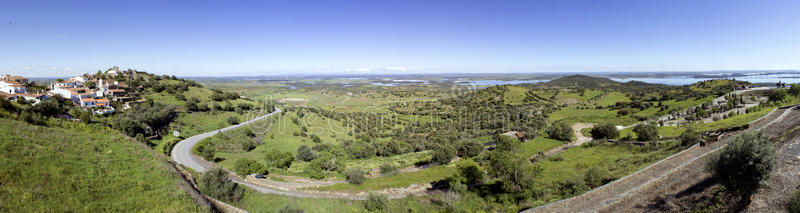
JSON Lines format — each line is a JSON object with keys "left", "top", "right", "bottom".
{"left": 612, "top": 73, "right": 800, "bottom": 85}
{"left": 458, "top": 80, "right": 548, "bottom": 86}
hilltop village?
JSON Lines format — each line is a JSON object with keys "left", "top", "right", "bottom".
{"left": 2, "top": 66, "right": 143, "bottom": 115}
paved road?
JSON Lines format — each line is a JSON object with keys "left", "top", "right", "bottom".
{"left": 170, "top": 108, "right": 426, "bottom": 200}
{"left": 172, "top": 108, "right": 282, "bottom": 173}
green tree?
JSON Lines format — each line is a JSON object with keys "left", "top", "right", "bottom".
{"left": 708, "top": 131, "right": 776, "bottom": 205}
{"left": 495, "top": 135, "right": 521, "bottom": 152}
{"left": 198, "top": 168, "right": 244, "bottom": 203}
{"left": 264, "top": 148, "right": 293, "bottom": 169}
{"left": 680, "top": 128, "right": 701, "bottom": 146}
{"left": 456, "top": 159, "right": 484, "bottom": 185}
{"left": 233, "top": 159, "right": 267, "bottom": 176}
{"left": 789, "top": 84, "right": 800, "bottom": 97}
{"left": 547, "top": 122, "right": 573, "bottom": 141}
{"left": 590, "top": 123, "right": 619, "bottom": 139}
{"left": 458, "top": 140, "right": 483, "bottom": 157}
{"left": 197, "top": 143, "right": 216, "bottom": 161}
{"left": 431, "top": 144, "right": 456, "bottom": 164}
{"left": 296, "top": 145, "right": 315, "bottom": 162}
{"left": 227, "top": 116, "right": 240, "bottom": 125}
{"left": 485, "top": 151, "right": 540, "bottom": 194}
{"left": 633, "top": 123, "right": 658, "bottom": 142}
{"left": 770, "top": 89, "right": 787, "bottom": 103}
{"left": 379, "top": 163, "right": 397, "bottom": 174}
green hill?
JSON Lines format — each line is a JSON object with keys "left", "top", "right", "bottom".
{"left": 537, "top": 74, "right": 621, "bottom": 88}
{"left": 0, "top": 118, "right": 202, "bottom": 212}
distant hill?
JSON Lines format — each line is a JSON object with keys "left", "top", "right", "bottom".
{"left": 537, "top": 75, "right": 621, "bottom": 88}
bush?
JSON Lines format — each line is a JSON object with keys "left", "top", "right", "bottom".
{"left": 789, "top": 190, "right": 800, "bottom": 213}
{"left": 197, "top": 143, "right": 216, "bottom": 161}
{"left": 279, "top": 203, "right": 304, "bottom": 213}
{"left": 198, "top": 168, "right": 244, "bottom": 203}
{"left": 708, "top": 131, "right": 776, "bottom": 197}
{"left": 769, "top": 89, "right": 787, "bottom": 102}
{"left": 547, "top": 122, "right": 573, "bottom": 141}
{"left": 265, "top": 148, "right": 294, "bottom": 169}
{"left": 584, "top": 167, "right": 610, "bottom": 188}
{"left": 431, "top": 144, "right": 457, "bottom": 164}
{"left": 633, "top": 123, "right": 658, "bottom": 142}
{"left": 296, "top": 145, "right": 315, "bottom": 162}
{"left": 590, "top": 123, "right": 619, "bottom": 139}
{"left": 789, "top": 84, "right": 800, "bottom": 97}
{"left": 346, "top": 169, "right": 365, "bottom": 185}
{"left": 379, "top": 163, "right": 397, "bottom": 174}
{"left": 227, "top": 116, "right": 240, "bottom": 125}
{"left": 364, "top": 193, "right": 388, "bottom": 211}
{"left": 458, "top": 140, "right": 484, "bottom": 157}
{"left": 680, "top": 128, "right": 700, "bottom": 146}
{"left": 310, "top": 134, "right": 322, "bottom": 143}
{"left": 233, "top": 159, "right": 267, "bottom": 176}
{"left": 457, "top": 159, "right": 484, "bottom": 185}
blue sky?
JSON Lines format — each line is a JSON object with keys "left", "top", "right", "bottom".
{"left": 1, "top": 0, "right": 799, "bottom": 77}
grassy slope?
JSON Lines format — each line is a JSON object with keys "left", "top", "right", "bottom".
{"left": 0, "top": 118, "right": 199, "bottom": 212}
{"left": 313, "top": 165, "right": 456, "bottom": 192}
{"left": 520, "top": 137, "right": 564, "bottom": 157}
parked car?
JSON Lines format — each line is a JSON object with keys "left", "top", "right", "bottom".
{"left": 254, "top": 174, "right": 266, "bottom": 179}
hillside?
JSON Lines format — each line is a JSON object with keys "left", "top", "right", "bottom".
{"left": 0, "top": 118, "right": 202, "bottom": 212}
{"left": 537, "top": 75, "right": 621, "bottom": 88}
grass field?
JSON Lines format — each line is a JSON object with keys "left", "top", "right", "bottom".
{"left": 0, "top": 118, "right": 200, "bottom": 212}
{"left": 534, "top": 140, "right": 683, "bottom": 202}
{"left": 595, "top": 92, "right": 630, "bottom": 106}
{"left": 520, "top": 137, "right": 564, "bottom": 157}
{"left": 312, "top": 165, "right": 456, "bottom": 192}
{"left": 549, "top": 108, "right": 638, "bottom": 125}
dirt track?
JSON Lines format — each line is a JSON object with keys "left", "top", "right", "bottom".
{"left": 530, "top": 123, "right": 594, "bottom": 161}
{"left": 525, "top": 106, "right": 795, "bottom": 213}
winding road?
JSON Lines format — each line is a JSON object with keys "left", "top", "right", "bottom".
{"left": 171, "top": 107, "right": 427, "bottom": 200}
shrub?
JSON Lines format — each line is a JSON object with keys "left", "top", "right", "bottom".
{"left": 708, "top": 131, "right": 776, "bottom": 197}
{"left": 296, "top": 145, "right": 315, "bottom": 162}
{"left": 279, "top": 203, "right": 304, "bottom": 213}
{"left": 458, "top": 140, "right": 484, "bottom": 157}
{"left": 227, "top": 116, "right": 240, "bottom": 125}
{"left": 769, "top": 89, "right": 787, "bottom": 102}
{"left": 590, "top": 123, "right": 619, "bottom": 139}
{"left": 457, "top": 159, "right": 484, "bottom": 185}
{"left": 584, "top": 167, "right": 610, "bottom": 188}
{"left": 431, "top": 144, "right": 457, "bottom": 164}
{"left": 197, "top": 143, "right": 216, "bottom": 161}
{"left": 680, "top": 128, "right": 700, "bottom": 146}
{"left": 346, "top": 169, "right": 365, "bottom": 185}
{"left": 198, "top": 168, "right": 244, "bottom": 203}
{"left": 310, "top": 134, "right": 322, "bottom": 143}
{"left": 633, "top": 123, "right": 658, "bottom": 142}
{"left": 495, "top": 135, "right": 521, "bottom": 152}
{"left": 233, "top": 159, "right": 267, "bottom": 176}
{"left": 379, "top": 163, "right": 397, "bottom": 174}
{"left": 364, "top": 193, "right": 388, "bottom": 211}
{"left": 265, "top": 149, "right": 294, "bottom": 169}
{"left": 547, "top": 122, "right": 573, "bottom": 141}
{"left": 789, "top": 190, "right": 800, "bottom": 213}
{"left": 789, "top": 84, "right": 800, "bottom": 97}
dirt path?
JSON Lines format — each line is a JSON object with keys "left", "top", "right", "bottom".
{"left": 530, "top": 123, "right": 594, "bottom": 162}
{"left": 524, "top": 105, "right": 795, "bottom": 213}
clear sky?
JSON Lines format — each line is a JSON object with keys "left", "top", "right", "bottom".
{"left": 1, "top": 0, "right": 799, "bottom": 77}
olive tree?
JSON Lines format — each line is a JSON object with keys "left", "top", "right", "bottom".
{"left": 590, "top": 123, "right": 619, "bottom": 139}
{"left": 708, "top": 131, "right": 776, "bottom": 205}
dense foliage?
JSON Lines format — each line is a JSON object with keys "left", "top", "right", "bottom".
{"left": 633, "top": 123, "right": 659, "bottom": 141}
{"left": 113, "top": 102, "right": 177, "bottom": 137}
{"left": 590, "top": 123, "right": 619, "bottom": 139}
{"left": 709, "top": 131, "right": 776, "bottom": 198}
{"left": 198, "top": 167, "right": 245, "bottom": 203}
{"left": 234, "top": 159, "right": 267, "bottom": 176}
